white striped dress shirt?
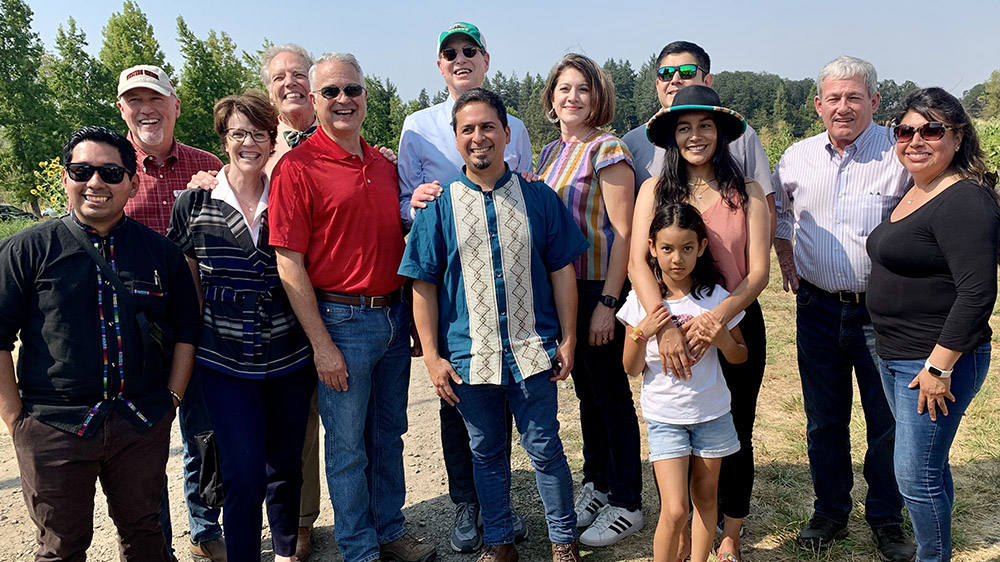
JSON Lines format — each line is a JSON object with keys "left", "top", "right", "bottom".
{"left": 773, "top": 121, "right": 911, "bottom": 293}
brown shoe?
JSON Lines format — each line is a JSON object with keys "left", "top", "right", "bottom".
{"left": 551, "top": 541, "right": 581, "bottom": 562}
{"left": 379, "top": 533, "right": 436, "bottom": 562}
{"left": 295, "top": 525, "right": 312, "bottom": 561}
{"left": 477, "top": 543, "right": 519, "bottom": 562}
{"left": 190, "top": 537, "right": 228, "bottom": 562}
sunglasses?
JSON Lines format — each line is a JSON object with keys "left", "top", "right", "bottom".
{"left": 892, "top": 122, "right": 956, "bottom": 143}
{"left": 227, "top": 128, "right": 271, "bottom": 143}
{"left": 656, "top": 64, "right": 705, "bottom": 81}
{"left": 65, "top": 163, "right": 128, "bottom": 184}
{"left": 315, "top": 83, "right": 365, "bottom": 99}
{"left": 440, "top": 45, "right": 483, "bottom": 61}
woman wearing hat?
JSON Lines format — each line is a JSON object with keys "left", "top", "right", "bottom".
{"left": 536, "top": 54, "right": 644, "bottom": 548}
{"left": 629, "top": 85, "right": 770, "bottom": 562}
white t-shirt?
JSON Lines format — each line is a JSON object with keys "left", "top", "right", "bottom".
{"left": 616, "top": 287, "right": 744, "bottom": 425}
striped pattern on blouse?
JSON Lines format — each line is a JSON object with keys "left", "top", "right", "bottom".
{"left": 773, "top": 121, "right": 911, "bottom": 293}
{"left": 168, "top": 185, "right": 311, "bottom": 379}
{"left": 536, "top": 131, "right": 633, "bottom": 280}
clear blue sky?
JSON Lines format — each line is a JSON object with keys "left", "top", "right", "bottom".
{"left": 29, "top": 0, "right": 1000, "bottom": 102}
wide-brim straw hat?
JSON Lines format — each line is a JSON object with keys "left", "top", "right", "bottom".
{"left": 646, "top": 85, "right": 746, "bottom": 148}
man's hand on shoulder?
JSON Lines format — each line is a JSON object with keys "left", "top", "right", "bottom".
{"left": 376, "top": 145, "right": 398, "bottom": 165}
{"left": 517, "top": 169, "right": 540, "bottom": 183}
{"left": 411, "top": 181, "right": 443, "bottom": 209}
{"left": 187, "top": 169, "right": 219, "bottom": 190}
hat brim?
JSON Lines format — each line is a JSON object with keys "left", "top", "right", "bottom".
{"left": 646, "top": 104, "right": 746, "bottom": 149}
{"left": 118, "top": 81, "right": 175, "bottom": 98}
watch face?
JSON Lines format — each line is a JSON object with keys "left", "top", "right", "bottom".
{"left": 600, "top": 295, "right": 618, "bottom": 308}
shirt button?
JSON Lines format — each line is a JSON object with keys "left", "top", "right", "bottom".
{"left": 496, "top": 272, "right": 501, "bottom": 278}
{"left": 162, "top": 201, "right": 168, "bottom": 205}
{"left": 367, "top": 179, "right": 371, "bottom": 183}
{"left": 835, "top": 220, "right": 840, "bottom": 224}
{"left": 500, "top": 311, "right": 506, "bottom": 316}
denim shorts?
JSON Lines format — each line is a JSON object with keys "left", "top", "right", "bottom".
{"left": 647, "top": 412, "right": 741, "bottom": 461}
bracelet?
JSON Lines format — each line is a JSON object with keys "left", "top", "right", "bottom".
{"left": 168, "top": 389, "right": 183, "bottom": 404}
{"left": 631, "top": 326, "right": 649, "bottom": 342}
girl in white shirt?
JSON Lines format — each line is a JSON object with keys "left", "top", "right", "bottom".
{"left": 617, "top": 203, "right": 747, "bottom": 562}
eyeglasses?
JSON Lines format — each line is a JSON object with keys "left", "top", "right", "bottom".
{"left": 227, "top": 128, "right": 271, "bottom": 143}
{"left": 656, "top": 64, "right": 705, "bottom": 81}
{"left": 315, "top": 83, "right": 365, "bottom": 99}
{"left": 440, "top": 45, "right": 483, "bottom": 61}
{"left": 892, "top": 122, "right": 956, "bottom": 143}
{"left": 65, "top": 163, "right": 128, "bottom": 184}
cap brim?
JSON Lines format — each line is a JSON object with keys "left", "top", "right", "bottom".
{"left": 646, "top": 104, "right": 746, "bottom": 148}
{"left": 118, "top": 82, "right": 174, "bottom": 98}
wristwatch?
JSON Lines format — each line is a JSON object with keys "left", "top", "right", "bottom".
{"left": 924, "top": 359, "right": 953, "bottom": 379}
{"left": 598, "top": 294, "right": 619, "bottom": 309}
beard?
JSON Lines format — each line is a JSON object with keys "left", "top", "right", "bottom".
{"left": 134, "top": 126, "right": 165, "bottom": 147}
{"left": 471, "top": 156, "right": 492, "bottom": 171}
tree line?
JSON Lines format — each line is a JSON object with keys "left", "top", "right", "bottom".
{"left": 2, "top": 0, "right": 997, "bottom": 213}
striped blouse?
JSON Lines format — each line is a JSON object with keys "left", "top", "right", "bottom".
{"left": 167, "top": 174, "right": 311, "bottom": 379}
{"left": 537, "top": 131, "right": 633, "bottom": 280}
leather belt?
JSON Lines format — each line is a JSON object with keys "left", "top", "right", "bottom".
{"left": 315, "top": 288, "right": 401, "bottom": 308}
{"left": 800, "top": 280, "right": 865, "bottom": 304}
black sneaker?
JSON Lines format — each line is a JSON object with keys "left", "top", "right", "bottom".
{"left": 798, "top": 514, "right": 848, "bottom": 551}
{"left": 872, "top": 525, "right": 916, "bottom": 562}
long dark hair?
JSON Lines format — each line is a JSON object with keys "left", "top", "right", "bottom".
{"left": 654, "top": 112, "right": 748, "bottom": 210}
{"left": 647, "top": 203, "right": 721, "bottom": 299}
{"left": 892, "top": 87, "right": 994, "bottom": 189}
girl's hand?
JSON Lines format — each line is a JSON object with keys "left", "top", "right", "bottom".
{"left": 909, "top": 370, "right": 955, "bottom": 422}
{"left": 636, "top": 303, "right": 672, "bottom": 339}
{"left": 589, "top": 304, "right": 616, "bottom": 346}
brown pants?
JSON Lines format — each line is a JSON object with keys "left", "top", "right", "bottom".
{"left": 13, "top": 407, "right": 174, "bottom": 562}
{"left": 299, "top": 387, "right": 322, "bottom": 527}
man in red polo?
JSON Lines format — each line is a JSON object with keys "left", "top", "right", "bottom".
{"left": 270, "top": 52, "right": 435, "bottom": 562}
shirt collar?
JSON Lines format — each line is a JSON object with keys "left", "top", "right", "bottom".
{"left": 70, "top": 211, "right": 129, "bottom": 236}
{"left": 128, "top": 132, "right": 179, "bottom": 168}
{"left": 825, "top": 120, "right": 879, "bottom": 156}
{"left": 459, "top": 164, "right": 513, "bottom": 192}
{"left": 211, "top": 166, "right": 269, "bottom": 222}
{"left": 309, "top": 125, "right": 376, "bottom": 161}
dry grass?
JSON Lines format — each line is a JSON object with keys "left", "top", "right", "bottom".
{"left": 540, "top": 257, "right": 1000, "bottom": 561}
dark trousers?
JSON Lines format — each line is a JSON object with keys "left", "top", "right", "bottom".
{"left": 201, "top": 364, "right": 315, "bottom": 559}
{"left": 573, "top": 280, "right": 642, "bottom": 510}
{"left": 718, "top": 299, "right": 766, "bottom": 519}
{"left": 14, "top": 407, "right": 174, "bottom": 562}
{"left": 441, "top": 399, "right": 514, "bottom": 505}
{"left": 796, "top": 281, "right": 903, "bottom": 526}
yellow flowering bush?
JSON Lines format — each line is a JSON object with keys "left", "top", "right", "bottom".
{"left": 32, "top": 158, "right": 67, "bottom": 217}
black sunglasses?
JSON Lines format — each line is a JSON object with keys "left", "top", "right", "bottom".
{"left": 65, "top": 163, "right": 128, "bottom": 184}
{"left": 315, "top": 83, "right": 365, "bottom": 99}
{"left": 892, "top": 122, "right": 956, "bottom": 143}
{"left": 656, "top": 64, "right": 705, "bottom": 81}
{"left": 440, "top": 45, "right": 483, "bottom": 61}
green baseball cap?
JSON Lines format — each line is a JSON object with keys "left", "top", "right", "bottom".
{"left": 438, "top": 22, "right": 487, "bottom": 52}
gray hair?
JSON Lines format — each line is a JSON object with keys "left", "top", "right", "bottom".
{"left": 817, "top": 55, "right": 878, "bottom": 98}
{"left": 309, "top": 53, "right": 364, "bottom": 88}
{"left": 260, "top": 44, "right": 314, "bottom": 85}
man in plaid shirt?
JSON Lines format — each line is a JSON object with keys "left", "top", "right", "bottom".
{"left": 116, "top": 64, "right": 227, "bottom": 562}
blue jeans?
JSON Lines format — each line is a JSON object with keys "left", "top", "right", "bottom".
{"left": 796, "top": 282, "right": 903, "bottom": 526}
{"left": 453, "top": 372, "right": 576, "bottom": 545}
{"left": 878, "top": 343, "right": 990, "bottom": 562}
{"left": 317, "top": 300, "right": 410, "bottom": 562}
{"left": 160, "top": 367, "right": 223, "bottom": 554}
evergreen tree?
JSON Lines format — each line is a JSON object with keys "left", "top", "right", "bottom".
{"left": 417, "top": 88, "right": 431, "bottom": 110}
{"left": 603, "top": 58, "right": 637, "bottom": 136}
{"left": 42, "top": 18, "right": 118, "bottom": 133}
{"left": 633, "top": 53, "right": 661, "bottom": 123}
{"left": 173, "top": 16, "right": 258, "bottom": 156}
{"left": 979, "top": 69, "right": 1000, "bottom": 120}
{"left": 0, "top": 0, "right": 61, "bottom": 212}
{"left": 99, "top": 1, "right": 172, "bottom": 78}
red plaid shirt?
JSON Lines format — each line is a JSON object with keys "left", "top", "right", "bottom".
{"left": 124, "top": 134, "right": 223, "bottom": 235}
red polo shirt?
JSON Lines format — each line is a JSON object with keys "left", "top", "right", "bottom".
{"left": 269, "top": 126, "right": 405, "bottom": 296}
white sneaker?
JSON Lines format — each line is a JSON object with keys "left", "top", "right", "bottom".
{"left": 573, "top": 482, "right": 608, "bottom": 528}
{"left": 579, "top": 504, "right": 645, "bottom": 547}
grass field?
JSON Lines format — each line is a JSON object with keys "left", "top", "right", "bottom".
{"left": 513, "top": 256, "right": 1000, "bottom": 562}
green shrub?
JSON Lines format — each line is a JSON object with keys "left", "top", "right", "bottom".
{"left": 0, "top": 218, "right": 37, "bottom": 240}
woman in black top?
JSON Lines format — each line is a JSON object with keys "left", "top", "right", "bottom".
{"left": 866, "top": 87, "right": 998, "bottom": 562}
{"left": 168, "top": 90, "right": 313, "bottom": 562}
